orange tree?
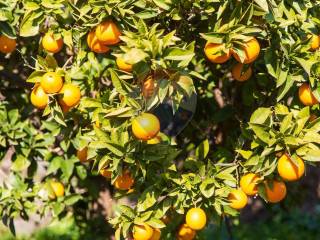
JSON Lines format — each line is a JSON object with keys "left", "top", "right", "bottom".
{"left": 1, "top": 0, "right": 320, "bottom": 239}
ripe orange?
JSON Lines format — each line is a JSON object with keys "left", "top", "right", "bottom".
{"left": 185, "top": 208, "right": 207, "bottom": 230}
{"left": 232, "top": 37, "right": 260, "bottom": 64}
{"left": 95, "top": 20, "right": 121, "bottom": 45}
{"left": 60, "top": 101, "right": 71, "bottom": 113}
{"left": 204, "top": 42, "right": 230, "bottom": 64}
{"left": 298, "top": 83, "right": 318, "bottom": 106}
{"left": 150, "top": 228, "right": 161, "bottom": 240}
{"left": 132, "top": 113, "right": 160, "bottom": 141}
{"left": 309, "top": 34, "right": 320, "bottom": 51}
{"left": 132, "top": 224, "right": 154, "bottom": 240}
{"left": 87, "top": 30, "right": 110, "bottom": 53}
{"left": 240, "top": 173, "right": 260, "bottom": 196}
{"left": 277, "top": 154, "right": 305, "bottom": 181}
{"left": 114, "top": 171, "right": 134, "bottom": 190}
{"left": 0, "top": 35, "right": 16, "bottom": 54}
{"left": 231, "top": 63, "right": 252, "bottom": 81}
{"left": 228, "top": 189, "right": 248, "bottom": 210}
{"left": 58, "top": 83, "right": 81, "bottom": 107}
{"left": 177, "top": 224, "right": 196, "bottom": 240}
{"left": 77, "top": 147, "right": 88, "bottom": 162}
{"left": 50, "top": 181, "right": 65, "bottom": 199}
{"left": 116, "top": 57, "right": 133, "bottom": 72}
{"left": 100, "top": 169, "right": 112, "bottom": 178}
{"left": 264, "top": 180, "right": 287, "bottom": 203}
{"left": 30, "top": 84, "right": 49, "bottom": 109}
{"left": 40, "top": 72, "right": 63, "bottom": 94}
{"left": 42, "top": 33, "right": 63, "bottom": 53}
{"left": 142, "top": 76, "right": 155, "bottom": 99}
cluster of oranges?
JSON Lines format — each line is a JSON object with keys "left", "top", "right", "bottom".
{"left": 30, "top": 71, "right": 81, "bottom": 112}
{"left": 86, "top": 20, "right": 135, "bottom": 73}
{"left": 176, "top": 208, "right": 207, "bottom": 240}
{"left": 87, "top": 20, "right": 121, "bottom": 54}
{"left": 132, "top": 224, "right": 161, "bottom": 240}
{"left": 76, "top": 112, "right": 161, "bottom": 191}
{"left": 0, "top": 35, "right": 16, "bottom": 54}
{"left": 228, "top": 153, "right": 305, "bottom": 209}
{"left": 204, "top": 37, "right": 260, "bottom": 82}
{"left": 77, "top": 146, "right": 135, "bottom": 191}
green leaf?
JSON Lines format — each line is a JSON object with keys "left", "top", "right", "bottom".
{"left": 195, "top": 139, "right": 210, "bottom": 160}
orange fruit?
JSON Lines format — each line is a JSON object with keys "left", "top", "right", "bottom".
{"left": 0, "top": 35, "right": 16, "bottom": 54}
{"left": 50, "top": 181, "right": 65, "bottom": 199}
{"left": 58, "top": 83, "right": 81, "bottom": 107}
{"left": 142, "top": 76, "right": 155, "bottom": 99}
{"left": 298, "top": 83, "right": 318, "bottom": 106}
{"left": 309, "top": 34, "right": 320, "bottom": 51}
{"left": 77, "top": 147, "right": 88, "bottom": 162}
{"left": 30, "top": 84, "right": 49, "bottom": 109}
{"left": 42, "top": 33, "right": 63, "bottom": 53}
{"left": 100, "top": 169, "right": 112, "bottom": 178}
{"left": 133, "top": 224, "right": 154, "bottom": 240}
{"left": 116, "top": 57, "right": 133, "bottom": 72}
{"left": 185, "top": 208, "right": 207, "bottom": 230}
{"left": 60, "top": 101, "right": 71, "bottom": 113}
{"left": 232, "top": 37, "right": 260, "bottom": 64}
{"left": 228, "top": 189, "right": 248, "bottom": 210}
{"left": 150, "top": 228, "right": 161, "bottom": 240}
{"left": 240, "top": 173, "right": 260, "bottom": 196}
{"left": 277, "top": 154, "right": 305, "bottom": 181}
{"left": 114, "top": 171, "right": 134, "bottom": 190}
{"left": 177, "top": 224, "right": 196, "bottom": 240}
{"left": 87, "top": 30, "right": 110, "bottom": 53}
{"left": 264, "top": 180, "right": 287, "bottom": 203}
{"left": 231, "top": 63, "right": 252, "bottom": 81}
{"left": 40, "top": 72, "right": 63, "bottom": 94}
{"left": 95, "top": 20, "right": 121, "bottom": 45}
{"left": 132, "top": 113, "right": 160, "bottom": 141}
{"left": 204, "top": 42, "right": 230, "bottom": 64}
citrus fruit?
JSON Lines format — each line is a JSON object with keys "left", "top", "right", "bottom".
{"left": 58, "top": 83, "right": 81, "bottom": 107}
{"left": 298, "top": 83, "right": 318, "bottom": 106}
{"left": 142, "top": 76, "right": 155, "bottom": 99}
{"left": 42, "top": 33, "right": 63, "bottom": 53}
{"left": 116, "top": 57, "right": 133, "bottom": 72}
{"left": 240, "top": 173, "right": 260, "bottom": 196}
{"left": 150, "top": 228, "right": 161, "bottom": 240}
{"left": 185, "top": 208, "right": 207, "bottom": 230}
{"left": 40, "top": 72, "right": 63, "bottom": 94}
{"left": 232, "top": 37, "right": 260, "bottom": 64}
{"left": 309, "top": 34, "right": 320, "bottom": 50}
{"left": 50, "top": 181, "right": 65, "bottom": 199}
{"left": 0, "top": 35, "right": 16, "bottom": 54}
{"left": 228, "top": 189, "right": 248, "bottom": 210}
{"left": 133, "top": 224, "right": 154, "bottom": 240}
{"left": 277, "top": 154, "right": 305, "bottom": 181}
{"left": 87, "top": 30, "right": 110, "bottom": 53}
{"left": 95, "top": 20, "right": 121, "bottom": 45}
{"left": 77, "top": 147, "right": 88, "bottom": 162}
{"left": 204, "top": 42, "right": 230, "bottom": 64}
{"left": 100, "top": 169, "right": 112, "bottom": 178}
{"left": 231, "top": 63, "right": 252, "bottom": 81}
{"left": 264, "top": 180, "right": 287, "bottom": 203}
{"left": 132, "top": 113, "right": 160, "bottom": 141}
{"left": 177, "top": 224, "right": 196, "bottom": 240}
{"left": 30, "top": 84, "right": 49, "bottom": 109}
{"left": 114, "top": 171, "right": 134, "bottom": 190}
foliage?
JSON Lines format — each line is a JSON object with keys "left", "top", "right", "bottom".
{"left": 1, "top": 0, "right": 320, "bottom": 239}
